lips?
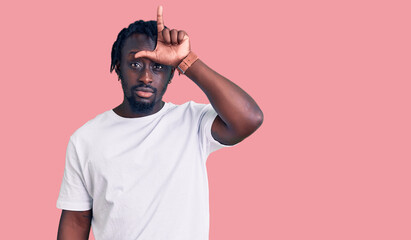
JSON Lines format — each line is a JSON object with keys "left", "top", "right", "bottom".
{"left": 134, "top": 87, "right": 154, "bottom": 98}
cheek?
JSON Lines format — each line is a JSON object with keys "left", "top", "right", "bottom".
{"left": 157, "top": 80, "right": 170, "bottom": 96}
{"left": 120, "top": 80, "right": 129, "bottom": 94}
{"left": 120, "top": 63, "right": 136, "bottom": 77}
{"left": 156, "top": 70, "right": 172, "bottom": 83}
{"left": 121, "top": 69, "right": 135, "bottom": 79}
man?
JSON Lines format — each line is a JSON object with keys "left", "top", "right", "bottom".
{"left": 57, "top": 6, "right": 263, "bottom": 240}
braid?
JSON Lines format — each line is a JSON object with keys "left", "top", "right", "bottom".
{"left": 110, "top": 20, "right": 161, "bottom": 74}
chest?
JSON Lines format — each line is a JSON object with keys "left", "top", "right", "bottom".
{"left": 81, "top": 121, "right": 203, "bottom": 198}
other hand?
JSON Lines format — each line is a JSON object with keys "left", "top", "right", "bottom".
{"left": 134, "top": 6, "right": 191, "bottom": 67}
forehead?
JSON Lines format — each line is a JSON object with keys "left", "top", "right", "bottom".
{"left": 121, "top": 33, "right": 156, "bottom": 57}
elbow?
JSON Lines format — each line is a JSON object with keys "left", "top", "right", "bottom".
{"left": 246, "top": 107, "right": 264, "bottom": 131}
{"left": 219, "top": 108, "right": 263, "bottom": 146}
{"left": 237, "top": 108, "right": 264, "bottom": 139}
{"left": 253, "top": 109, "right": 264, "bottom": 129}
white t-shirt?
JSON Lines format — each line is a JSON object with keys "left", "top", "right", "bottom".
{"left": 57, "top": 101, "right": 228, "bottom": 240}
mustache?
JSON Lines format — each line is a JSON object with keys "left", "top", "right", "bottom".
{"left": 131, "top": 84, "right": 157, "bottom": 93}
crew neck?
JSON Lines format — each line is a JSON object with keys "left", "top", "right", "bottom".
{"left": 109, "top": 102, "right": 172, "bottom": 122}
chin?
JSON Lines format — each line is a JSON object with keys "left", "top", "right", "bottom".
{"left": 128, "top": 97, "right": 156, "bottom": 113}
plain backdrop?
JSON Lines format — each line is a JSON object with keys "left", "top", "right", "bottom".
{"left": 1, "top": 0, "right": 410, "bottom": 239}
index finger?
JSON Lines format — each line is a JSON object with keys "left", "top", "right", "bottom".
{"left": 157, "top": 5, "right": 164, "bottom": 32}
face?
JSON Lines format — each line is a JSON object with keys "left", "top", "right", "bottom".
{"left": 117, "top": 33, "right": 173, "bottom": 114}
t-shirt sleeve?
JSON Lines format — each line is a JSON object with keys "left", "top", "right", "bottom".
{"left": 56, "top": 138, "right": 93, "bottom": 211}
{"left": 198, "top": 104, "right": 233, "bottom": 155}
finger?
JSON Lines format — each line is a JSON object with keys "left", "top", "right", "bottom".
{"left": 177, "top": 31, "right": 187, "bottom": 44}
{"left": 170, "top": 29, "right": 178, "bottom": 45}
{"left": 134, "top": 50, "right": 157, "bottom": 61}
{"left": 157, "top": 5, "right": 164, "bottom": 33}
{"left": 161, "top": 28, "right": 171, "bottom": 44}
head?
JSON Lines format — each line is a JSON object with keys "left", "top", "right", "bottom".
{"left": 110, "top": 20, "right": 174, "bottom": 114}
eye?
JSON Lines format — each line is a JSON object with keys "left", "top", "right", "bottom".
{"left": 130, "top": 62, "right": 142, "bottom": 69}
{"left": 153, "top": 63, "right": 165, "bottom": 70}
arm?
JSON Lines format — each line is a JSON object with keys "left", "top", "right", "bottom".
{"left": 57, "top": 209, "right": 92, "bottom": 240}
{"left": 185, "top": 59, "right": 263, "bottom": 145}
{"left": 134, "top": 6, "right": 263, "bottom": 145}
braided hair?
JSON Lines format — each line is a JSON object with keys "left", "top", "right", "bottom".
{"left": 110, "top": 20, "right": 160, "bottom": 75}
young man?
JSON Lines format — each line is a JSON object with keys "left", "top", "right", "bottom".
{"left": 57, "top": 6, "right": 263, "bottom": 240}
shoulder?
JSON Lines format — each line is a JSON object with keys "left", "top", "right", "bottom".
{"left": 164, "top": 101, "right": 216, "bottom": 128}
{"left": 70, "top": 110, "right": 113, "bottom": 143}
{"left": 166, "top": 101, "right": 211, "bottom": 115}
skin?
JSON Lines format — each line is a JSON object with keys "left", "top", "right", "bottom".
{"left": 132, "top": 6, "right": 263, "bottom": 145}
{"left": 113, "top": 33, "right": 174, "bottom": 118}
{"left": 57, "top": 6, "right": 263, "bottom": 239}
{"left": 57, "top": 210, "right": 92, "bottom": 240}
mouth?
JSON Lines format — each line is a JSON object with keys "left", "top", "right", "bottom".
{"left": 134, "top": 87, "right": 155, "bottom": 98}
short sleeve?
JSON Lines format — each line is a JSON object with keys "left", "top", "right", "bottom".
{"left": 198, "top": 104, "right": 232, "bottom": 155}
{"left": 56, "top": 138, "right": 93, "bottom": 211}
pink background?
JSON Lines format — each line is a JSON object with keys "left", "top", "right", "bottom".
{"left": 1, "top": 0, "right": 410, "bottom": 239}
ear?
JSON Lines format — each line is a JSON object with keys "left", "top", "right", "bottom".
{"left": 168, "top": 67, "right": 175, "bottom": 84}
{"left": 115, "top": 64, "right": 121, "bottom": 81}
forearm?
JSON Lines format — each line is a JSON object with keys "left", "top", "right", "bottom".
{"left": 185, "top": 59, "right": 263, "bottom": 142}
{"left": 57, "top": 210, "right": 92, "bottom": 240}
{"left": 130, "top": 6, "right": 263, "bottom": 144}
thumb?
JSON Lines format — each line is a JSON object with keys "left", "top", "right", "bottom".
{"left": 134, "top": 50, "right": 157, "bottom": 61}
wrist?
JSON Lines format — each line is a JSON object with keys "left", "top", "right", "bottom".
{"left": 177, "top": 52, "right": 199, "bottom": 75}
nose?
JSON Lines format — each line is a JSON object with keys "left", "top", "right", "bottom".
{"left": 139, "top": 68, "right": 153, "bottom": 85}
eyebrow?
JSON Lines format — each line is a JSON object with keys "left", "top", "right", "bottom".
{"left": 127, "top": 52, "right": 141, "bottom": 60}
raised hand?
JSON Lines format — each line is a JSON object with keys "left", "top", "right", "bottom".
{"left": 134, "top": 6, "right": 191, "bottom": 67}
